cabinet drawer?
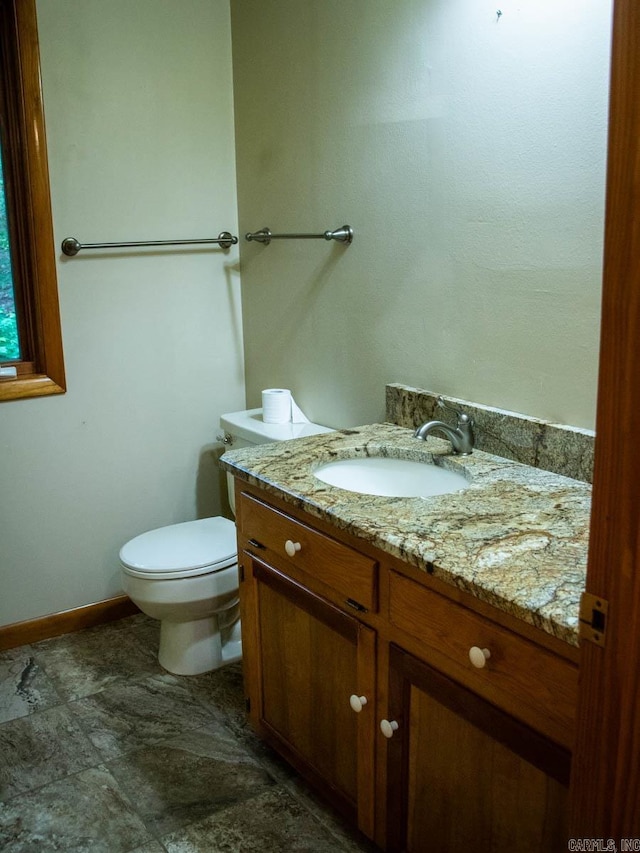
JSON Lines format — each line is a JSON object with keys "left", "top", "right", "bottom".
{"left": 389, "top": 570, "right": 577, "bottom": 747}
{"left": 239, "top": 491, "right": 378, "bottom": 612}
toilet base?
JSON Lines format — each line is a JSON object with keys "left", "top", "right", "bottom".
{"left": 220, "top": 616, "right": 242, "bottom": 666}
{"left": 158, "top": 616, "right": 241, "bottom": 675}
{"left": 221, "top": 637, "right": 242, "bottom": 666}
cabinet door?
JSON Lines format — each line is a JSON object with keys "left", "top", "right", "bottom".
{"left": 385, "top": 645, "right": 570, "bottom": 853}
{"left": 241, "top": 552, "right": 376, "bottom": 837}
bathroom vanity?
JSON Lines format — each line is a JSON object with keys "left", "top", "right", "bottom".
{"left": 221, "top": 419, "right": 590, "bottom": 852}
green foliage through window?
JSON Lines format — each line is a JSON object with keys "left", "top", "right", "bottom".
{"left": 0, "top": 145, "right": 20, "bottom": 361}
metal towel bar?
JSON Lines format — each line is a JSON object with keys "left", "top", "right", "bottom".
{"left": 245, "top": 225, "right": 353, "bottom": 246}
{"left": 61, "top": 231, "right": 238, "bottom": 256}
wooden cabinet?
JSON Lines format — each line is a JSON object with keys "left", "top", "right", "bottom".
{"left": 388, "top": 570, "right": 577, "bottom": 748}
{"left": 384, "top": 644, "right": 570, "bottom": 852}
{"left": 235, "top": 483, "right": 577, "bottom": 851}
{"left": 237, "top": 491, "right": 378, "bottom": 837}
{"left": 240, "top": 490, "right": 378, "bottom": 612}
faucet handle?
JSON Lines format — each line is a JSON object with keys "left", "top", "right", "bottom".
{"left": 436, "top": 396, "right": 473, "bottom": 425}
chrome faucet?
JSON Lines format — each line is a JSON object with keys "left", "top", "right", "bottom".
{"left": 414, "top": 397, "right": 474, "bottom": 455}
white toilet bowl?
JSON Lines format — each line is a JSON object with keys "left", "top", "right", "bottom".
{"left": 120, "top": 516, "right": 240, "bottom": 675}
{"left": 119, "top": 407, "right": 333, "bottom": 676}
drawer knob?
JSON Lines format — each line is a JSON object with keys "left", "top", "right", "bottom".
{"left": 349, "top": 694, "right": 368, "bottom": 713}
{"left": 284, "top": 539, "right": 302, "bottom": 557}
{"left": 469, "top": 646, "right": 491, "bottom": 668}
{"left": 380, "top": 719, "right": 399, "bottom": 739}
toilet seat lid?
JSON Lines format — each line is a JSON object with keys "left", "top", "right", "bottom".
{"left": 119, "top": 516, "right": 237, "bottom": 574}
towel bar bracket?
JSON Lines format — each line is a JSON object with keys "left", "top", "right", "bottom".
{"left": 245, "top": 225, "right": 353, "bottom": 246}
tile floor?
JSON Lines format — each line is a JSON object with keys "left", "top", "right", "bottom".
{"left": 0, "top": 614, "right": 376, "bottom": 852}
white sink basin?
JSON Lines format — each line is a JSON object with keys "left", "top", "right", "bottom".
{"left": 313, "top": 456, "right": 469, "bottom": 498}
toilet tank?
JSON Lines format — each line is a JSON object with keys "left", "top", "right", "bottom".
{"left": 219, "top": 407, "right": 333, "bottom": 512}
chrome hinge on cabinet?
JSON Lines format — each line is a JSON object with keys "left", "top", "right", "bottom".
{"left": 579, "top": 592, "right": 609, "bottom": 647}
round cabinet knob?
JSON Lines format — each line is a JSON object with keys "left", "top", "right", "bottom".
{"left": 284, "top": 540, "right": 302, "bottom": 557}
{"left": 380, "top": 719, "right": 399, "bottom": 739}
{"left": 349, "top": 695, "right": 368, "bottom": 713}
{"left": 469, "top": 646, "right": 491, "bottom": 669}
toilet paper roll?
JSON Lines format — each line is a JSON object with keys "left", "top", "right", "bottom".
{"left": 262, "top": 389, "right": 310, "bottom": 424}
{"left": 262, "top": 389, "right": 291, "bottom": 423}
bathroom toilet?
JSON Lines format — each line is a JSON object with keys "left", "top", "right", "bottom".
{"left": 119, "top": 408, "right": 332, "bottom": 676}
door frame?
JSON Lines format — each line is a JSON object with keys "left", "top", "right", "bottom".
{"left": 569, "top": 0, "right": 640, "bottom": 835}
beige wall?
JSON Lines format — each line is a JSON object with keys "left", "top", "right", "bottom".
{"left": 0, "top": 0, "right": 244, "bottom": 626}
{"left": 0, "top": 0, "right": 611, "bottom": 628}
{"left": 231, "top": 0, "right": 610, "bottom": 430}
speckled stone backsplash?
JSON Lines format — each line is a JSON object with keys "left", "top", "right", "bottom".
{"left": 386, "top": 383, "right": 595, "bottom": 483}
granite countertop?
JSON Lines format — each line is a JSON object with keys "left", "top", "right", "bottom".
{"left": 220, "top": 422, "right": 591, "bottom": 647}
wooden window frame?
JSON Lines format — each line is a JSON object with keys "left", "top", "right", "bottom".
{"left": 0, "top": 0, "right": 65, "bottom": 402}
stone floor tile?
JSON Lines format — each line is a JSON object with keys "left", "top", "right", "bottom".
{"left": 282, "top": 775, "right": 379, "bottom": 853}
{"left": 68, "top": 672, "right": 219, "bottom": 760}
{"left": 0, "top": 646, "right": 62, "bottom": 724}
{"left": 32, "top": 615, "right": 163, "bottom": 702}
{"left": 129, "top": 843, "right": 168, "bottom": 853}
{"left": 107, "top": 721, "right": 275, "bottom": 836}
{"left": 183, "top": 663, "right": 298, "bottom": 786}
{"left": 0, "top": 704, "right": 100, "bottom": 800}
{"left": 1, "top": 618, "right": 373, "bottom": 851}
{"left": 160, "top": 785, "right": 356, "bottom": 852}
{"left": 0, "top": 765, "right": 152, "bottom": 852}
{"left": 183, "top": 661, "right": 245, "bottom": 728}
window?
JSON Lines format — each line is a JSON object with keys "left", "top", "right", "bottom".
{"left": 0, "top": 146, "right": 20, "bottom": 361}
{"left": 0, "top": 0, "right": 65, "bottom": 402}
